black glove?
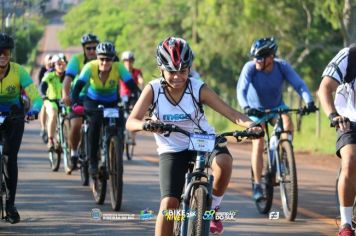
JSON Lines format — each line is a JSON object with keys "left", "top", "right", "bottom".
{"left": 306, "top": 102, "right": 318, "bottom": 113}
{"left": 244, "top": 107, "right": 264, "bottom": 117}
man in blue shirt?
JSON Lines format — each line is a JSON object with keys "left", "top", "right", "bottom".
{"left": 236, "top": 37, "right": 317, "bottom": 201}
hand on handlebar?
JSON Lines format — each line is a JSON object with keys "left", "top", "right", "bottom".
{"left": 244, "top": 107, "right": 264, "bottom": 117}
{"left": 142, "top": 119, "right": 165, "bottom": 133}
{"left": 304, "top": 101, "right": 318, "bottom": 114}
{"left": 72, "top": 104, "right": 84, "bottom": 115}
{"left": 329, "top": 112, "right": 350, "bottom": 132}
{"left": 247, "top": 123, "right": 265, "bottom": 139}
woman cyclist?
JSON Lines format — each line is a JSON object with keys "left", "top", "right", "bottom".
{"left": 0, "top": 33, "right": 42, "bottom": 224}
{"left": 40, "top": 53, "right": 67, "bottom": 150}
{"left": 71, "top": 42, "right": 139, "bottom": 177}
{"left": 126, "top": 37, "right": 262, "bottom": 236}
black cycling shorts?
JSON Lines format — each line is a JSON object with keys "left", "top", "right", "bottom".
{"left": 336, "top": 130, "right": 356, "bottom": 157}
{"left": 159, "top": 146, "right": 231, "bottom": 200}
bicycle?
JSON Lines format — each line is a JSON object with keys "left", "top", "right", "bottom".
{"left": 45, "top": 99, "right": 71, "bottom": 173}
{"left": 82, "top": 105, "right": 125, "bottom": 211}
{"left": 252, "top": 107, "right": 315, "bottom": 221}
{"left": 143, "top": 122, "right": 263, "bottom": 236}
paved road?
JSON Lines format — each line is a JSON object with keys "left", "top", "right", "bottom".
{"left": 0, "top": 16, "right": 342, "bottom": 236}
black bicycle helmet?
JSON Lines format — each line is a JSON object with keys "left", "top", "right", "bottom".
{"left": 96, "top": 42, "right": 116, "bottom": 58}
{"left": 156, "top": 37, "right": 194, "bottom": 71}
{"left": 250, "top": 37, "right": 278, "bottom": 58}
{"left": 81, "top": 33, "right": 99, "bottom": 45}
{"left": 0, "top": 33, "right": 14, "bottom": 49}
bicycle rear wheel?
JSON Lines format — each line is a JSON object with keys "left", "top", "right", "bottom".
{"left": 252, "top": 152, "right": 274, "bottom": 214}
{"left": 109, "top": 136, "right": 123, "bottom": 211}
{"left": 49, "top": 149, "right": 61, "bottom": 172}
{"left": 187, "top": 186, "right": 209, "bottom": 236}
{"left": 91, "top": 147, "right": 107, "bottom": 205}
{"left": 279, "top": 140, "right": 298, "bottom": 221}
{"left": 125, "top": 130, "right": 135, "bottom": 160}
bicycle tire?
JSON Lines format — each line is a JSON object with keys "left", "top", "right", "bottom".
{"left": 79, "top": 129, "right": 89, "bottom": 186}
{"left": 109, "top": 136, "right": 123, "bottom": 211}
{"left": 173, "top": 201, "right": 183, "bottom": 236}
{"left": 187, "top": 186, "right": 209, "bottom": 236}
{"left": 279, "top": 140, "right": 298, "bottom": 221}
{"left": 62, "top": 118, "right": 72, "bottom": 175}
{"left": 91, "top": 148, "right": 107, "bottom": 205}
{"left": 49, "top": 149, "right": 61, "bottom": 172}
{"left": 125, "top": 131, "right": 134, "bottom": 160}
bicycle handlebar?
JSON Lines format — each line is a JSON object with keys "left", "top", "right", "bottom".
{"left": 260, "top": 106, "right": 319, "bottom": 116}
{"left": 143, "top": 122, "right": 264, "bottom": 141}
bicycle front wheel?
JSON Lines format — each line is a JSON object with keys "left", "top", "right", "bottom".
{"left": 61, "top": 118, "right": 72, "bottom": 175}
{"left": 109, "top": 136, "right": 123, "bottom": 211}
{"left": 187, "top": 186, "right": 209, "bottom": 236}
{"left": 91, "top": 148, "right": 107, "bottom": 205}
{"left": 279, "top": 140, "right": 298, "bottom": 221}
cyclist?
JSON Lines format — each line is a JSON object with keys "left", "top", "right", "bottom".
{"left": 71, "top": 42, "right": 140, "bottom": 177}
{"left": 62, "top": 33, "right": 99, "bottom": 169}
{"left": 318, "top": 45, "right": 356, "bottom": 236}
{"left": 125, "top": 37, "right": 262, "bottom": 236}
{"left": 40, "top": 53, "right": 67, "bottom": 149}
{"left": 0, "top": 33, "right": 42, "bottom": 224}
{"left": 236, "top": 37, "right": 317, "bottom": 201}
{"left": 38, "top": 53, "right": 54, "bottom": 142}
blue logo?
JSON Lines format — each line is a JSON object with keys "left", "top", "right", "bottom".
{"left": 163, "top": 114, "right": 190, "bottom": 121}
{"left": 140, "top": 208, "right": 155, "bottom": 220}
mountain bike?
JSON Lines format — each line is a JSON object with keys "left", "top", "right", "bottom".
{"left": 88, "top": 105, "right": 125, "bottom": 211}
{"left": 252, "top": 107, "right": 315, "bottom": 221}
{"left": 46, "top": 99, "right": 71, "bottom": 173}
{"left": 143, "top": 122, "right": 263, "bottom": 236}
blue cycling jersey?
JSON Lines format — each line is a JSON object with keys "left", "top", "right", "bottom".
{"left": 236, "top": 59, "right": 313, "bottom": 110}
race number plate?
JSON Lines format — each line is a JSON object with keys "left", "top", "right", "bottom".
{"left": 188, "top": 133, "right": 215, "bottom": 152}
{"left": 0, "top": 116, "right": 5, "bottom": 124}
{"left": 103, "top": 108, "right": 119, "bottom": 118}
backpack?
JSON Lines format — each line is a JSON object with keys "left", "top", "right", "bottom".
{"left": 334, "top": 46, "right": 356, "bottom": 121}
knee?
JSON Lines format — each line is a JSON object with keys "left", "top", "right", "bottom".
{"left": 252, "top": 138, "right": 264, "bottom": 152}
{"left": 160, "top": 197, "right": 179, "bottom": 210}
{"left": 213, "top": 154, "right": 232, "bottom": 171}
{"left": 341, "top": 155, "right": 356, "bottom": 177}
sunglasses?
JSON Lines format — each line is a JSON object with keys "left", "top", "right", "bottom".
{"left": 99, "top": 57, "right": 113, "bottom": 62}
{"left": 85, "top": 46, "right": 96, "bottom": 51}
{"left": 0, "top": 49, "right": 10, "bottom": 57}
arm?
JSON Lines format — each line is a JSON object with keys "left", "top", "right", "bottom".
{"left": 126, "top": 84, "right": 153, "bottom": 132}
{"left": 40, "top": 81, "right": 48, "bottom": 97}
{"left": 137, "top": 72, "right": 145, "bottom": 90}
{"left": 283, "top": 62, "right": 313, "bottom": 104}
{"left": 71, "top": 64, "right": 91, "bottom": 105}
{"left": 19, "top": 67, "right": 43, "bottom": 112}
{"left": 236, "top": 63, "right": 252, "bottom": 109}
{"left": 62, "top": 56, "right": 80, "bottom": 105}
{"left": 201, "top": 84, "right": 254, "bottom": 128}
{"left": 317, "top": 76, "right": 339, "bottom": 117}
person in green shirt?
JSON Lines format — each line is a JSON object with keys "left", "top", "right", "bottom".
{"left": 40, "top": 54, "right": 67, "bottom": 149}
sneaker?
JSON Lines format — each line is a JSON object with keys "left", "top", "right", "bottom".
{"left": 210, "top": 206, "right": 224, "bottom": 235}
{"left": 253, "top": 183, "right": 263, "bottom": 201}
{"left": 339, "top": 223, "right": 355, "bottom": 236}
{"left": 71, "top": 155, "right": 79, "bottom": 170}
{"left": 6, "top": 205, "right": 20, "bottom": 224}
{"left": 47, "top": 138, "right": 55, "bottom": 150}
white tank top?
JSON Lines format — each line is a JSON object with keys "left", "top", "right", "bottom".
{"left": 149, "top": 78, "right": 215, "bottom": 155}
